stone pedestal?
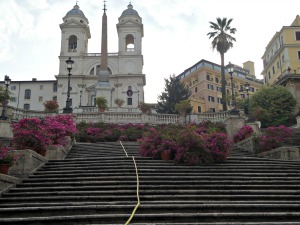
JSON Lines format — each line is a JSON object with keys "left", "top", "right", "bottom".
{"left": 46, "top": 145, "right": 68, "bottom": 160}
{"left": 225, "top": 116, "right": 245, "bottom": 141}
{"left": 8, "top": 149, "right": 47, "bottom": 178}
{"left": 0, "top": 120, "right": 13, "bottom": 138}
{"left": 0, "top": 174, "right": 19, "bottom": 193}
{"left": 245, "top": 122, "right": 261, "bottom": 135}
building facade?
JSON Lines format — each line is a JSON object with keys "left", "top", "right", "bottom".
{"left": 261, "top": 15, "right": 300, "bottom": 112}
{"left": 261, "top": 15, "right": 300, "bottom": 85}
{"left": 1, "top": 3, "right": 146, "bottom": 112}
{"left": 178, "top": 59, "right": 263, "bottom": 113}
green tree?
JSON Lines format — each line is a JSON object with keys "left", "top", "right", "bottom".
{"left": 251, "top": 85, "right": 297, "bottom": 127}
{"left": 157, "top": 75, "right": 190, "bottom": 114}
{"left": 0, "top": 86, "right": 9, "bottom": 102}
{"left": 207, "top": 17, "right": 237, "bottom": 111}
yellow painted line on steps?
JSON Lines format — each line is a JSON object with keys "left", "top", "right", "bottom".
{"left": 120, "top": 141, "right": 140, "bottom": 225}
{"left": 120, "top": 141, "right": 128, "bottom": 157}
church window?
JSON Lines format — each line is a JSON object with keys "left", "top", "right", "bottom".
{"left": 24, "top": 104, "right": 30, "bottom": 110}
{"left": 39, "top": 96, "right": 43, "bottom": 102}
{"left": 24, "top": 89, "right": 31, "bottom": 99}
{"left": 89, "top": 67, "right": 95, "bottom": 75}
{"left": 125, "top": 34, "right": 134, "bottom": 52}
{"left": 53, "top": 83, "right": 58, "bottom": 92}
{"left": 68, "top": 35, "right": 77, "bottom": 52}
{"left": 127, "top": 98, "right": 132, "bottom": 105}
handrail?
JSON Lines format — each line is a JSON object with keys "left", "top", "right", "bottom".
{"left": 120, "top": 141, "right": 140, "bottom": 225}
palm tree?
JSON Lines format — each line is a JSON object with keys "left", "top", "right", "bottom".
{"left": 207, "top": 17, "right": 236, "bottom": 111}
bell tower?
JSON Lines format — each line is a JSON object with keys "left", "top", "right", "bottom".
{"left": 59, "top": 3, "right": 91, "bottom": 58}
{"left": 117, "top": 3, "right": 144, "bottom": 57}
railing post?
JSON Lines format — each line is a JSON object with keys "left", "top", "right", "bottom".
{"left": 225, "top": 115, "right": 245, "bottom": 141}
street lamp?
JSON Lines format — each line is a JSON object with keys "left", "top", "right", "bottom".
{"left": 227, "top": 62, "right": 239, "bottom": 115}
{"left": 79, "top": 90, "right": 82, "bottom": 107}
{"left": 63, "top": 57, "right": 74, "bottom": 114}
{"left": 244, "top": 82, "right": 254, "bottom": 122}
{"left": 0, "top": 75, "right": 11, "bottom": 120}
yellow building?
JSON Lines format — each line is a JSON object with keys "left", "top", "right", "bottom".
{"left": 261, "top": 15, "right": 300, "bottom": 85}
{"left": 178, "top": 59, "right": 263, "bottom": 113}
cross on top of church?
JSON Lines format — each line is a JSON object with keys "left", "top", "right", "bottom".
{"left": 103, "top": 0, "right": 107, "bottom": 13}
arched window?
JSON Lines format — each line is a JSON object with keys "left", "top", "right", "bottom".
{"left": 24, "top": 89, "right": 31, "bottom": 99}
{"left": 68, "top": 35, "right": 77, "bottom": 52}
{"left": 125, "top": 34, "right": 134, "bottom": 52}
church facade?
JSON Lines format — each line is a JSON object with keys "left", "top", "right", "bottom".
{"left": 2, "top": 3, "right": 146, "bottom": 112}
{"left": 56, "top": 3, "right": 146, "bottom": 110}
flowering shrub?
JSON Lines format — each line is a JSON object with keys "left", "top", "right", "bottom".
{"left": 43, "top": 100, "right": 59, "bottom": 112}
{"left": 233, "top": 125, "right": 254, "bottom": 143}
{"left": 175, "top": 129, "right": 213, "bottom": 165}
{"left": 203, "top": 132, "right": 232, "bottom": 162}
{"left": 43, "top": 114, "right": 77, "bottom": 145}
{"left": 138, "top": 128, "right": 163, "bottom": 158}
{"left": 12, "top": 118, "right": 51, "bottom": 150}
{"left": 12, "top": 115, "right": 77, "bottom": 150}
{"left": 259, "top": 125, "right": 294, "bottom": 152}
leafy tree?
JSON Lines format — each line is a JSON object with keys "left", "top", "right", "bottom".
{"left": 0, "top": 86, "right": 10, "bottom": 102}
{"left": 157, "top": 75, "right": 190, "bottom": 114}
{"left": 175, "top": 100, "right": 192, "bottom": 116}
{"left": 251, "top": 85, "right": 297, "bottom": 127}
{"left": 207, "top": 17, "right": 237, "bottom": 111}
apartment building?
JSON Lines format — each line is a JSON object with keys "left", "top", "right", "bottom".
{"left": 178, "top": 59, "right": 263, "bottom": 113}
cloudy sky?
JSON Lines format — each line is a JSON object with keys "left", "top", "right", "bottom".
{"left": 1, "top": 0, "right": 300, "bottom": 102}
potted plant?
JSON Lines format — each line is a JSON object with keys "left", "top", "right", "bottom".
{"left": 175, "top": 100, "right": 192, "bottom": 116}
{"left": 138, "top": 102, "right": 151, "bottom": 114}
{"left": 0, "top": 145, "right": 16, "bottom": 174}
{"left": 43, "top": 100, "right": 59, "bottom": 113}
{"left": 114, "top": 98, "right": 125, "bottom": 108}
{"left": 96, "top": 96, "right": 108, "bottom": 112}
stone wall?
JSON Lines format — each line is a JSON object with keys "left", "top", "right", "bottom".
{"left": 258, "top": 147, "right": 300, "bottom": 161}
{"left": 235, "top": 136, "right": 259, "bottom": 156}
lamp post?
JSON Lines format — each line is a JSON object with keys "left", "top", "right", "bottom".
{"left": 244, "top": 82, "right": 254, "bottom": 122}
{"left": 79, "top": 90, "right": 82, "bottom": 107}
{"left": 0, "top": 75, "right": 11, "bottom": 120}
{"left": 227, "top": 62, "right": 239, "bottom": 115}
{"left": 63, "top": 57, "right": 74, "bottom": 114}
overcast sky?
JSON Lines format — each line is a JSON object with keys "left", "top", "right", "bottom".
{"left": 1, "top": 0, "right": 300, "bottom": 103}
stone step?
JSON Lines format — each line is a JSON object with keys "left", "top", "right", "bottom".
{"left": 2, "top": 200, "right": 300, "bottom": 208}
{"left": 1, "top": 212, "right": 300, "bottom": 224}
{"left": 8, "top": 184, "right": 300, "bottom": 194}
{"left": 3, "top": 189, "right": 300, "bottom": 198}
{"left": 1, "top": 203, "right": 300, "bottom": 218}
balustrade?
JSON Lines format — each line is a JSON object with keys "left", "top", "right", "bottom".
{"left": 7, "top": 106, "right": 231, "bottom": 125}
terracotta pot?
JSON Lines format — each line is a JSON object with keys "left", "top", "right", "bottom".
{"left": 37, "top": 149, "right": 47, "bottom": 157}
{"left": 0, "top": 164, "right": 10, "bottom": 175}
{"left": 161, "top": 150, "right": 171, "bottom": 161}
{"left": 98, "top": 107, "right": 105, "bottom": 112}
{"left": 245, "top": 133, "right": 252, "bottom": 139}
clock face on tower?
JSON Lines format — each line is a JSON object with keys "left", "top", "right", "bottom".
{"left": 124, "top": 61, "right": 136, "bottom": 73}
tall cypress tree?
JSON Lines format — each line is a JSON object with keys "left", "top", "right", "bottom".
{"left": 157, "top": 75, "right": 190, "bottom": 114}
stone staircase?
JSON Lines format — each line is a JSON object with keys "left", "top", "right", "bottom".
{"left": 1, "top": 142, "right": 300, "bottom": 224}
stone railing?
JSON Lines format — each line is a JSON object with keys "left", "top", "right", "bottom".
{"left": 74, "top": 112, "right": 179, "bottom": 124}
{"left": 4, "top": 105, "right": 232, "bottom": 125}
